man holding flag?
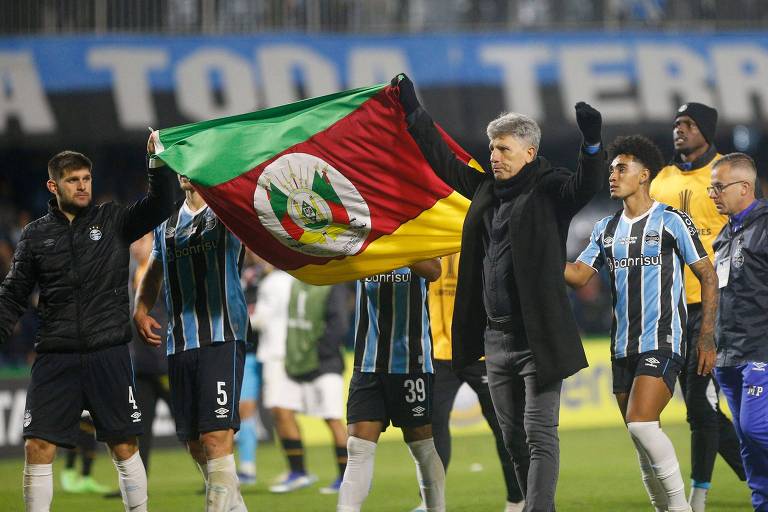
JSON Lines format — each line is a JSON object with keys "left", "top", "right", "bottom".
{"left": 395, "top": 75, "right": 607, "bottom": 511}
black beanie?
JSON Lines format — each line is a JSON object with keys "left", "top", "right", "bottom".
{"left": 675, "top": 102, "right": 718, "bottom": 143}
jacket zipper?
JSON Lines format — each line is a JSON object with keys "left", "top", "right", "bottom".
{"left": 68, "top": 223, "right": 83, "bottom": 346}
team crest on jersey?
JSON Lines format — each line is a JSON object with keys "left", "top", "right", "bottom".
{"left": 253, "top": 153, "right": 371, "bottom": 257}
{"left": 201, "top": 210, "right": 218, "bottom": 234}
{"left": 88, "top": 226, "right": 102, "bottom": 241}
{"left": 644, "top": 231, "right": 660, "bottom": 247}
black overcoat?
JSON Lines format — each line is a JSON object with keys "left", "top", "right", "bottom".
{"left": 407, "top": 108, "right": 607, "bottom": 386}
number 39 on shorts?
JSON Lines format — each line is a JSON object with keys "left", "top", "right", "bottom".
{"left": 403, "top": 378, "right": 426, "bottom": 403}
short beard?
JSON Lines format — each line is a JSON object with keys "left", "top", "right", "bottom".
{"left": 58, "top": 196, "right": 90, "bottom": 216}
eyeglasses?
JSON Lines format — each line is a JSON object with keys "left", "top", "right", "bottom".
{"left": 707, "top": 181, "right": 748, "bottom": 195}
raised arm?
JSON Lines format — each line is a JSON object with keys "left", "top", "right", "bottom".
{"left": 564, "top": 261, "right": 597, "bottom": 289}
{"left": 0, "top": 231, "right": 37, "bottom": 344}
{"left": 120, "top": 133, "right": 176, "bottom": 243}
{"left": 409, "top": 258, "right": 442, "bottom": 282}
{"left": 689, "top": 258, "right": 718, "bottom": 376}
{"left": 133, "top": 254, "right": 164, "bottom": 347}
{"left": 546, "top": 103, "right": 608, "bottom": 212}
{"left": 395, "top": 75, "right": 485, "bottom": 199}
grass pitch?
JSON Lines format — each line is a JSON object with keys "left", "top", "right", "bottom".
{"left": 0, "top": 423, "right": 751, "bottom": 511}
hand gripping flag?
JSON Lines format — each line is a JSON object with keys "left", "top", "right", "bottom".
{"left": 151, "top": 81, "right": 479, "bottom": 285}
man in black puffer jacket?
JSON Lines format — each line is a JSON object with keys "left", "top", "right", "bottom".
{"left": 0, "top": 136, "right": 174, "bottom": 512}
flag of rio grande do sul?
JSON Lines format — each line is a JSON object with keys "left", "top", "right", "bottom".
{"left": 151, "top": 81, "right": 480, "bottom": 285}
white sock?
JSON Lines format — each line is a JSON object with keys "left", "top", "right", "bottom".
{"left": 337, "top": 436, "right": 377, "bottom": 512}
{"left": 628, "top": 421, "right": 687, "bottom": 512}
{"left": 23, "top": 463, "right": 53, "bottom": 512}
{"left": 407, "top": 439, "right": 446, "bottom": 512}
{"left": 630, "top": 435, "right": 669, "bottom": 511}
{"left": 689, "top": 484, "right": 709, "bottom": 512}
{"left": 113, "top": 451, "right": 148, "bottom": 512}
{"left": 206, "top": 454, "right": 243, "bottom": 512}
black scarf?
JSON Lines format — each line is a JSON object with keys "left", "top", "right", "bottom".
{"left": 493, "top": 159, "right": 539, "bottom": 201}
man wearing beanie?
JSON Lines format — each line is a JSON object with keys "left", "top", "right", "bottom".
{"left": 650, "top": 102, "right": 747, "bottom": 512}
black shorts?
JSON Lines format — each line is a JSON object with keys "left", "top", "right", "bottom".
{"left": 23, "top": 344, "right": 143, "bottom": 448}
{"left": 612, "top": 350, "right": 685, "bottom": 396}
{"left": 346, "top": 371, "right": 434, "bottom": 430}
{"left": 168, "top": 341, "right": 245, "bottom": 442}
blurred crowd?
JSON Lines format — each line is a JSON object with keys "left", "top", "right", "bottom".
{"left": 2, "top": 0, "right": 767, "bottom": 34}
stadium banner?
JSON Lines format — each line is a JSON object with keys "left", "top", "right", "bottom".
{"left": 153, "top": 82, "right": 473, "bottom": 284}
{"left": 2, "top": 32, "right": 768, "bottom": 147}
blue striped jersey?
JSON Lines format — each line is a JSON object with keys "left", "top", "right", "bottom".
{"left": 354, "top": 267, "right": 434, "bottom": 374}
{"left": 577, "top": 202, "right": 708, "bottom": 360}
{"left": 152, "top": 201, "right": 248, "bottom": 355}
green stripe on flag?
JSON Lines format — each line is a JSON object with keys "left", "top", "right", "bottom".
{"left": 155, "top": 83, "right": 386, "bottom": 187}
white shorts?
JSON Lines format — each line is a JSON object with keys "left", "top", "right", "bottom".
{"left": 262, "top": 361, "right": 344, "bottom": 419}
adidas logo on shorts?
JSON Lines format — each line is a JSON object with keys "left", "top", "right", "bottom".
{"left": 215, "top": 407, "right": 230, "bottom": 418}
{"left": 131, "top": 411, "right": 142, "bottom": 423}
{"left": 644, "top": 357, "right": 661, "bottom": 368}
{"left": 412, "top": 406, "right": 426, "bottom": 417}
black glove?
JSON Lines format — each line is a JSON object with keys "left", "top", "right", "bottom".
{"left": 575, "top": 102, "right": 602, "bottom": 145}
{"left": 391, "top": 73, "right": 420, "bottom": 116}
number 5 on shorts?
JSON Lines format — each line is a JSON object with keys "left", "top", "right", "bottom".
{"left": 217, "top": 381, "right": 228, "bottom": 406}
{"left": 404, "top": 378, "right": 425, "bottom": 403}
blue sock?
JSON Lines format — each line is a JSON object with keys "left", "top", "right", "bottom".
{"left": 237, "top": 417, "right": 258, "bottom": 471}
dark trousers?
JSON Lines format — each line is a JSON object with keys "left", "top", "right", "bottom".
{"left": 432, "top": 359, "right": 526, "bottom": 503}
{"left": 134, "top": 373, "right": 173, "bottom": 475}
{"left": 485, "top": 327, "right": 562, "bottom": 512}
{"left": 682, "top": 305, "right": 746, "bottom": 483}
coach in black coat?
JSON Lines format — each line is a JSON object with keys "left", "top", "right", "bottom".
{"left": 401, "top": 89, "right": 606, "bottom": 387}
{"left": 396, "top": 74, "right": 606, "bottom": 511}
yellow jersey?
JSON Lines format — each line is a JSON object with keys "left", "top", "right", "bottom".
{"left": 649, "top": 150, "right": 725, "bottom": 304}
{"left": 428, "top": 253, "right": 460, "bottom": 361}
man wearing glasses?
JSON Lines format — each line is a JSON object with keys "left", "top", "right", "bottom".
{"left": 709, "top": 152, "right": 768, "bottom": 512}
{"left": 650, "top": 103, "right": 745, "bottom": 511}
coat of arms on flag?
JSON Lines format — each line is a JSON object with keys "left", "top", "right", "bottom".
{"left": 255, "top": 152, "right": 371, "bottom": 257}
